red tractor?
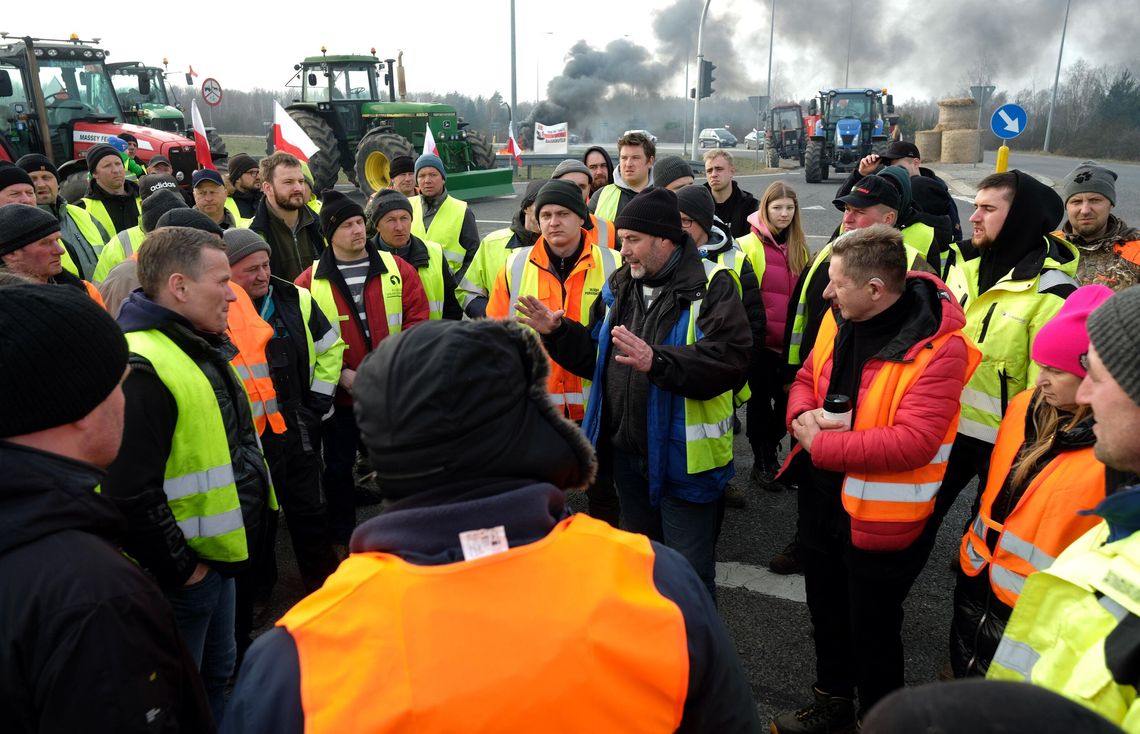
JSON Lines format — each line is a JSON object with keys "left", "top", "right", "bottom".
{"left": 0, "top": 34, "right": 199, "bottom": 200}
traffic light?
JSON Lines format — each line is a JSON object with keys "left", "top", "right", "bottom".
{"left": 699, "top": 59, "right": 716, "bottom": 99}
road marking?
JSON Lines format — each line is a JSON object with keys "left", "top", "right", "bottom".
{"left": 476, "top": 219, "right": 512, "bottom": 225}
{"left": 716, "top": 561, "right": 806, "bottom": 603}
{"left": 953, "top": 195, "right": 975, "bottom": 204}
{"left": 801, "top": 205, "right": 825, "bottom": 210}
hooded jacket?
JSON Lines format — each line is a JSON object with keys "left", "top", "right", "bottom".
{"left": 0, "top": 442, "right": 215, "bottom": 733}
{"left": 699, "top": 223, "right": 766, "bottom": 363}
{"left": 837, "top": 164, "right": 961, "bottom": 243}
{"left": 786, "top": 272, "right": 974, "bottom": 549}
{"left": 582, "top": 145, "right": 614, "bottom": 190}
{"left": 230, "top": 187, "right": 262, "bottom": 220}
{"left": 103, "top": 293, "right": 271, "bottom": 587}
{"left": 876, "top": 165, "right": 954, "bottom": 267}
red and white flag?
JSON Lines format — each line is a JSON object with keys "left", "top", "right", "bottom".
{"left": 190, "top": 99, "right": 215, "bottom": 171}
{"left": 272, "top": 101, "right": 319, "bottom": 162}
{"left": 188, "top": 65, "right": 199, "bottom": 78}
{"left": 423, "top": 122, "right": 438, "bottom": 156}
{"left": 503, "top": 121, "right": 523, "bottom": 165}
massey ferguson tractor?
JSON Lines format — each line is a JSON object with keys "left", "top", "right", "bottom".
{"left": 273, "top": 49, "right": 510, "bottom": 199}
{"left": 0, "top": 34, "right": 199, "bottom": 200}
{"left": 803, "top": 87, "right": 893, "bottom": 184}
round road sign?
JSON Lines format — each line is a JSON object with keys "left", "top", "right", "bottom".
{"left": 201, "top": 78, "right": 224, "bottom": 107}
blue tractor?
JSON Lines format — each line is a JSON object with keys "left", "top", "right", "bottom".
{"left": 804, "top": 88, "right": 893, "bottom": 183}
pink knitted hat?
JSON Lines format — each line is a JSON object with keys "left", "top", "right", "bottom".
{"left": 1031, "top": 284, "right": 1115, "bottom": 378}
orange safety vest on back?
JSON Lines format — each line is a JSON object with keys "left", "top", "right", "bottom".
{"left": 811, "top": 310, "right": 981, "bottom": 525}
{"left": 587, "top": 213, "right": 617, "bottom": 250}
{"left": 959, "top": 389, "right": 1106, "bottom": 606}
{"left": 277, "top": 514, "right": 689, "bottom": 733}
{"left": 227, "top": 284, "right": 286, "bottom": 436}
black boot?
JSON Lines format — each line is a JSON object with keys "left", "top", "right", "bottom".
{"left": 768, "top": 538, "right": 803, "bottom": 575}
{"left": 770, "top": 686, "right": 857, "bottom": 734}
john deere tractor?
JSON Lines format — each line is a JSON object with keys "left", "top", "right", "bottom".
{"left": 106, "top": 60, "right": 227, "bottom": 162}
{"left": 0, "top": 34, "right": 199, "bottom": 200}
{"left": 272, "top": 50, "right": 511, "bottom": 200}
{"left": 803, "top": 88, "right": 893, "bottom": 183}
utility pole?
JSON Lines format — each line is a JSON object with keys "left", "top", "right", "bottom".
{"left": 690, "top": 0, "right": 712, "bottom": 156}
{"left": 510, "top": 0, "right": 517, "bottom": 147}
{"left": 764, "top": 0, "right": 775, "bottom": 161}
{"left": 683, "top": 40, "right": 690, "bottom": 158}
{"left": 844, "top": 0, "right": 854, "bottom": 87}
{"left": 1044, "top": 0, "right": 1072, "bottom": 153}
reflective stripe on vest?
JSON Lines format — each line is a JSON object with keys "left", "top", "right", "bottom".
{"left": 958, "top": 389, "right": 1106, "bottom": 606}
{"left": 595, "top": 185, "right": 622, "bottom": 221}
{"left": 227, "top": 284, "right": 286, "bottom": 436}
{"left": 711, "top": 246, "right": 752, "bottom": 406}
{"left": 811, "top": 307, "right": 981, "bottom": 524}
{"left": 504, "top": 240, "right": 619, "bottom": 419}
{"left": 124, "top": 330, "right": 248, "bottom": 563}
{"left": 459, "top": 229, "right": 514, "bottom": 308}
{"left": 297, "top": 286, "right": 344, "bottom": 398}
{"left": 81, "top": 196, "right": 141, "bottom": 238}
{"left": 682, "top": 260, "right": 738, "bottom": 472}
{"left": 410, "top": 195, "right": 468, "bottom": 274}
{"left": 277, "top": 514, "right": 689, "bottom": 733}
{"left": 417, "top": 240, "right": 448, "bottom": 320}
{"left": 590, "top": 215, "right": 614, "bottom": 249}
{"left": 901, "top": 221, "right": 936, "bottom": 266}
{"left": 92, "top": 226, "right": 145, "bottom": 283}
{"left": 308, "top": 251, "right": 405, "bottom": 339}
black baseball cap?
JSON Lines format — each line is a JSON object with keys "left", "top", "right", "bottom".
{"left": 192, "top": 169, "right": 225, "bottom": 188}
{"left": 879, "top": 141, "right": 921, "bottom": 161}
{"left": 148, "top": 155, "right": 172, "bottom": 168}
{"left": 833, "top": 175, "right": 901, "bottom": 212}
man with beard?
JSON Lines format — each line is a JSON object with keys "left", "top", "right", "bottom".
{"left": 249, "top": 152, "right": 324, "bottom": 282}
{"left": 76, "top": 143, "right": 142, "bottom": 237}
{"left": 583, "top": 145, "right": 614, "bottom": 195}
{"left": 936, "top": 170, "right": 1079, "bottom": 524}
{"left": 227, "top": 154, "right": 263, "bottom": 220}
{"left": 14, "top": 155, "right": 108, "bottom": 281}
{"left": 1059, "top": 162, "right": 1140, "bottom": 291}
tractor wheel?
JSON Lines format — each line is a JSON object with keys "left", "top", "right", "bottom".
{"left": 767, "top": 146, "right": 780, "bottom": 169}
{"left": 264, "top": 109, "right": 342, "bottom": 193}
{"left": 805, "top": 141, "right": 825, "bottom": 184}
{"left": 466, "top": 130, "right": 496, "bottom": 170}
{"left": 60, "top": 170, "right": 88, "bottom": 204}
{"left": 353, "top": 132, "right": 416, "bottom": 199}
{"left": 206, "top": 129, "right": 228, "bottom": 162}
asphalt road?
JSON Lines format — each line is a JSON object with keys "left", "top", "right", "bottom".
{"left": 261, "top": 153, "right": 1137, "bottom": 722}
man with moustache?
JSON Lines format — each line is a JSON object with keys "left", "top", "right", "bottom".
{"left": 14, "top": 155, "right": 108, "bottom": 280}
{"left": 227, "top": 154, "right": 263, "bottom": 220}
{"left": 249, "top": 152, "right": 324, "bottom": 282}
{"left": 583, "top": 145, "right": 614, "bottom": 195}
{"left": 1058, "top": 162, "right": 1140, "bottom": 291}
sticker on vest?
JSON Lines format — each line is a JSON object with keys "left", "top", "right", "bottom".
{"left": 459, "top": 526, "right": 510, "bottom": 561}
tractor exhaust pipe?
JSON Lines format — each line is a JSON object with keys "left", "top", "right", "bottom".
{"left": 23, "top": 37, "right": 55, "bottom": 165}
{"left": 396, "top": 51, "right": 407, "bottom": 101}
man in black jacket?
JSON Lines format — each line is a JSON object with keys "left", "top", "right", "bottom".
{"left": 0, "top": 284, "right": 214, "bottom": 733}
{"left": 248, "top": 152, "right": 325, "bottom": 282}
{"left": 103, "top": 226, "right": 271, "bottom": 725}
{"left": 520, "top": 188, "right": 751, "bottom": 599}
{"left": 227, "top": 154, "right": 263, "bottom": 220}
{"left": 704, "top": 149, "right": 759, "bottom": 238}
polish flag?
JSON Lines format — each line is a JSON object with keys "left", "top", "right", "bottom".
{"left": 423, "top": 122, "right": 438, "bottom": 156}
{"left": 188, "top": 65, "right": 199, "bottom": 78}
{"left": 272, "top": 101, "right": 319, "bottom": 162}
{"left": 503, "top": 121, "right": 523, "bottom": 166}
{"left": 190, "top": 99, "right": 215, "bottom": 171}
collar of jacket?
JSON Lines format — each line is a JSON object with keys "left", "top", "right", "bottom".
{"left": 833, "top": 271, "right": 962, "bottom": 363}
{"left": 700, "top": 224, "right": 733, "bottom": 256}
{"left": 420, "top": 189, "right": 450, "bottom": 212}
{"left": 610, "top": 234, "right": 707, "bottom": 300}
{"left": 1088, "top": 483, "right": 1140, "bottom": 543}
{"left": 0, "top": 441, "right": 124, "bottom": 556}
{"left": 231, "top": 188, "right": 261, "bottom": 203}
{"left": 48, "top": 269, "right": 88, "bottom": 292}
{"left": 315, "top": 240, "right": 391, "bottom": 282}
{"left": 1063, "top": 214, "right": 1138, "bottom": 251}
{"left": 1008, "top": 233, "right": 1078, "bottom": 282}
{"left": 349, "top": 481, "right": 568, "bottom": 565}
{"left": 117, "top": 291, "right": 238, "bottom": 362}
{"left": 376, "top": 234, "right": 429, "bottom": 268}
{"left": 251, "top": 195, "right": 318, "bottom": 233}
{"left": 85, "top": 178, "right": 139, "bottom": 202}
{"left": 268, "top": 275, "right": 301, "bottom": 307}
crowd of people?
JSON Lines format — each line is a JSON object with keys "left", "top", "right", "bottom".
{"left": 1, "top": 128, "right": 1139, "bottom": 733}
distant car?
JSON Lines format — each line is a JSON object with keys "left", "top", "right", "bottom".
{"left": 623, "top": 129, "right": 658, "bottom": 144}
{"left": 744, "top": 130, "right": 764, "bottom": 150}
{"left": 699, "top": 127, "right": 738, "bottom": 148}
{"left": 568, "top": 133, "right": 580, "bottom": 144}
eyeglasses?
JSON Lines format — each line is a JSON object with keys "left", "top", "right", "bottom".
{"left": 679, "top": 216, "right": 695, "bottom": 227}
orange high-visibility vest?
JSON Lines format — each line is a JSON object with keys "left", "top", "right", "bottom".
{"left": 811, "top": 309, "right": 981, "bottom": 525}
{"left": 587, "top": 213, "right": 617, "bottom": 250}
{"left": 959, "top": 389, "right": 1105, "bottom": 606}
{"left": 227, "top": 284, "right": 285, "bottom": 436}
{"left": 81, "top": 279, "right": 106, "bottom": 309}
{"left": 277, "top": 514, "right": 689, "bottom": 734}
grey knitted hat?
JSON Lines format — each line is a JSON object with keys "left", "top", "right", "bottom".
{"left": 1062, "top": 161, "right": 1117, "bottom": 206}
{"left": 652, "top": 155, "right": 694, "bottom": 190}
{"left": 1087, "top": 285, "right": 1140, "bottom": 406}
{"left": 552, "top": 159, "right": 592, "bottom": 181}
{"left": 223, "top": 229, "right": 271, "bottom": 265}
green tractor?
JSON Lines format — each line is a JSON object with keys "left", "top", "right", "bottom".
{"left": 273, "top": 50, "right": 511, "bottom": 200}
{"left": 106, "top": 60, "right": 227, "bottom": 162}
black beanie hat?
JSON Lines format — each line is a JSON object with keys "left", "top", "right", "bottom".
{"left": 388, "top": 156, "right": 415, "bottom": 178}
{"left": 15, "top": 153, "right": 58, "bottom": 180}
{"left": 1087, "top": 285, "right": 1140, "bottom": 407}
{"left": 353, "top": 319, "right": 597, "bottom": 499}
{"left": 652, "top": 155, "right": 694, "bottom": 190}
{"left": 320, "top": 189, "right": 365, "bottom": 238}
{"left": 676, "top": 184, "right": 716, "bottom": 235}
{"left": 227, "top": 153, "right": 259, "bottom": 183}
{"left": 142, "top": 189, "right": 190, "bottom": 233}
{"left": 615, "top": 187, "right": 686, "bottom": 243}
{"left": 521, "top": 179, "right": 545, "bottom": 209}
{"left": 0, "top": 204, "right": 62, "bottom": 256}
{"left": 85, "top": 143, "right": 121, "bottom": 173}
{"left": 535, "top": 179, "right": 589, "bottom": 223}
{"left": 155, "top": 208, "right": 224, "bottom": 237}
{"left": 0, "top": 284, "right": 129, "bottom": 438}
{"left": 0, "top": 164, "right": 34, "bottom": 193}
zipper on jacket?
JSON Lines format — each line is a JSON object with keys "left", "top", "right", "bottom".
{"left": 999, "top": 369, "right": 1009, "bottom": 416}
{"left": 976, "top": 303, "right": 998, "bottom": 343}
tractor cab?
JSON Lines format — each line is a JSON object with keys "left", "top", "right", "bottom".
{"left": 766, "top": 103, "right": 805, "bottom": 167}
{"left": 804, "top": 87, "right": 893, "bottom": 183}
{"left": 107, "top": 61, "right": 184, "bottom": 132}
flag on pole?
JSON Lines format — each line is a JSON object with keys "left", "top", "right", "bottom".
{"left": 190, "top": 99, "right": 215, "bottom": 171}
{"left": 188, "top": 65, "right": 199, "bottom": 78}
{"left": 272, "top": 101, "right": 319, "bottom": 162}
{"left": 503, "top": 121, "right": 523, "bottom": 166}
{"left": 423, "top": 122, "right": 438, "bottom": 156}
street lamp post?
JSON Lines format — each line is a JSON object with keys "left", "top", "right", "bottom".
{"left": 501, "top": 101, "right": 516, "bottom": 175}
{"left": 510, "top": 0, "right": 517, "bottom": 152}
{"left": 690, "top": 0, "right": 712, "bottom": 156}
{"left": 1044, "top": 0, "right": 1072, "bottom": 153}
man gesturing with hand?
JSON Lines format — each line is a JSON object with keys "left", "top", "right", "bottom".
{"left": 520, "top": 187, "right": 751, "bottom": 601}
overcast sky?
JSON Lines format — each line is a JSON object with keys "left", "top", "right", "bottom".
{"left": 7, "top": 0, "right": 1136, "bottom": 106}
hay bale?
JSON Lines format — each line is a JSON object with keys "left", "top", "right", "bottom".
{"left": 914, "top": 130, "right": 942, "bottom": 162}
{"left": 941, "top": 129, "right": 983, "bottom": 164}
{"left": 938, "top": 98, "right": 979, "bottom": 131}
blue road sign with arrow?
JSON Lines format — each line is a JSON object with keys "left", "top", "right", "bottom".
{"left": 991, "top": 103, "right": 1027, "bottom": 140}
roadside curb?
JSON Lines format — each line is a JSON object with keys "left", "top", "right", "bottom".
{"left": 931, "top": 166, "right": 1056, "bottom": 196}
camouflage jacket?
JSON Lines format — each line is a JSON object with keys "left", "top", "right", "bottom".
{"left": 1063, "top": 214, "right": 1140, "bottom": 291}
